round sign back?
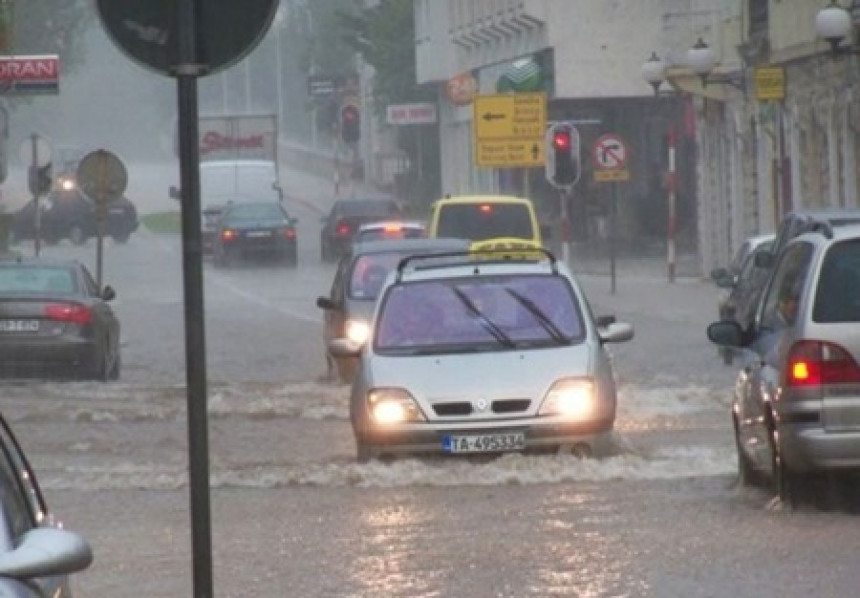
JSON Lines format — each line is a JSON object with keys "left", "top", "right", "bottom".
{"left": 95, "top": 0, "right": 278, "bottom": 77}
{"left": 77, "top": 150, "right": 128, "bottom": 205}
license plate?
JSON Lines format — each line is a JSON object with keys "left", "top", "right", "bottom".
{"left": 442, "top": 432, "right": 526, "bottom": 454}
{"left": 0, "top": 320, "right": 40, "bottom": 333}
{"left": 246, "top": 230, "right": 272, "bottom": 238}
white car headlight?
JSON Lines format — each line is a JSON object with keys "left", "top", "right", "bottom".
{"left": 367, "top": 388, "right": 426, "bottom": 424}
{"left": 538, "top": 378, "right": 596, "bottom": 419}
{"left": 345, "top": 319, "right": 370, "bottom": 344}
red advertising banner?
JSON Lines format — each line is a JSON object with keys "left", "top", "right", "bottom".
{"left": 0, "top": 55, "right": 59, "bottom": 94}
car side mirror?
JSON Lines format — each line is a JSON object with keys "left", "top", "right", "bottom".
{"left": 273, "top": 182, "right": 283, "bottom": 201}
{"left": 101, "top": 285, "right": 116, "bottom": 301}
{"left": 168, "top": 185, "right": 180, "bottom": 200}
{"left": 316, "top": 296, "right": 338, "bottom": 310}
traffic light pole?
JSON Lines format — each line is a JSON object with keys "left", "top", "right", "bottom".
{"left": 559, "top": 187, "right": 571, "bottom": 264}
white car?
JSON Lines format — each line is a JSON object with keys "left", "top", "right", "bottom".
{"left": 0, "top": 413, "right": 92, "bottom": 596}
{"left": 330, "top": 249, "right": 634, "bottom": 462}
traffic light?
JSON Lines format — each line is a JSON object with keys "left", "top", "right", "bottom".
{"left": 545, "top": 122, "right": 580, "bottom": 187}
{"left": 27, "top": 163, "right": 52, "bottom": 196}
{"left": 341, "top": 104, "right": 360, "bottom": 143}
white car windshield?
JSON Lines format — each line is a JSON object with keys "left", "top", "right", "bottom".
{"left": 374, "top": 275, "right": 584, "bottom": 353}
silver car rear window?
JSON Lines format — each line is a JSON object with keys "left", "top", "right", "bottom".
{"left": 813, "top": 239, "right": 860, "bottom": 323}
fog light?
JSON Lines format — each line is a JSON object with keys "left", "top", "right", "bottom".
{"left": 539, "top": 378, "right": 596, "bottom": 419}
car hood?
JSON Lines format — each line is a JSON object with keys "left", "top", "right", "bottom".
{"left": 365, "top": 344, "right": 594, "bottom": 400}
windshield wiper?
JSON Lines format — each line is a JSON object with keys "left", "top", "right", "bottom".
{"left": 504, "top": 288, "right": 568, "bottom": 344}
{"left": 451, "top": 286, "right": 515, "bottom": 348}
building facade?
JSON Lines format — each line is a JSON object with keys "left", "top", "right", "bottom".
{"left": 412, "top": 0, "right": 860, "bottom": 275}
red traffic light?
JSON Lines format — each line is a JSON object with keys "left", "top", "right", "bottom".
{"left": 552, "top": 130, "right": 571, "bottom": 151}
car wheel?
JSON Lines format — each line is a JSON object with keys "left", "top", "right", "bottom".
{"left": 734, "top": 418, "right": 759, "bottom": 487}
{"left": 107, "top": 352, "right": 121, "bottom": 381}
{"left": 356, "top": 440, "right": 378, "bottom": 463}
{"left": 770, "top": 426, "right": 801, "bottom": 508}
{"left": 69, "top": 224, "right": 87, "bottom": 246}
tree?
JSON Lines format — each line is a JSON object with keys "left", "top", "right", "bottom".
{"left": 3, "top": 0, "right": 93, "bottom": 74}
{"left": 336, "top": 0, "right": 440, "bottom": 208}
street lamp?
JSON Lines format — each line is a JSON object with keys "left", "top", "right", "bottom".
{"left": 686, "top": 38, "right": 747, "bottom": 94}
{"left": 815, "top": 1, "right": 860, "bottom": 58}
{"left": 641, "top": 51, "right": 667, "bottom": 96}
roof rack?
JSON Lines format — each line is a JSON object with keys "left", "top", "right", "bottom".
{"left": 394, "top": 247, "right": 557, "bottom": 283}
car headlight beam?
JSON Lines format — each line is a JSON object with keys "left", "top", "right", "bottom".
{"left": 345, "top": 319, "right": 370, "bottom": 344}
{"left": 367, "top": 388, "right": 426, "bottom": 424}
{"left": 538, "top": 378, "right": 596, "bottom": 419}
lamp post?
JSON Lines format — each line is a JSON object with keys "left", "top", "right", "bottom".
{"left": 641, "top": 51, "right": 666, "bottom": 96}
{"left": 815, "top": 1, "right": 860, "bottom": 57}
{"left": 686, "top": 38, "right": 747, "bottom": 94}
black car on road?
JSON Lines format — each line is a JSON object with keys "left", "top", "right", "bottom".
{"left": 319, "top": 197, "right": 403, "bottom": 262}
{"left": 11, "top": 188, "right": 139, "bottom": 246}
{"left": 0, "top": 256, "right": 122, "bottom": 380}
{"left": 212, "top": 201, "right": 298, "bottom": 268}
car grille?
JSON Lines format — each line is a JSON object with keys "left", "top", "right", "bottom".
{"left": 432, "top": 399, "right": 531, "bottom": 416}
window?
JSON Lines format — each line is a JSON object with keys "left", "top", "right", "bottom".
{"left": 435, "top": 203, "right": 534, "bottom": 241}
{"left": 813, "top": 239, "right": 860, "bottom": 323}
{"left": 760, "top": 243, "right": 813, "bottom": 330}
{"left": 375, "top": 275, "right": 583, "bottom": 352}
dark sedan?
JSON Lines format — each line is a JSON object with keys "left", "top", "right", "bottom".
{"left": 320, "top": 197, "right": 403, "bottom": 262}
{"left": 11, "top": 189, "right": 139, "bottom": 246}
{"left": 0, "top": 257, "right": 121, "bottom": 380}
{"left": 212, "top": 202, "right": 298, "bottom": 267}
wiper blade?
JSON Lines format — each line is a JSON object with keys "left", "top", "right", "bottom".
{"left": 451, "top": 286, "right": 515, "bottom": 348}
{"left": 504, "top": 288, "right": 568, "bottom": 344}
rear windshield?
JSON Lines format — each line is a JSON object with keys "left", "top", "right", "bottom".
{"left": 0, "top": 266, "right": 78, "bottom": 295}
{"left": 435, "top": 203, "right": 534, "bottom": 241}
{"left": 224, "top": 203, "right": 286, "bottom": 222}
{"left": 348, "top": 253, "right": 404, "bottom": 300}
{"left": 813, "top": 239, "right": 860, "bottom": 323}
{"left": 337, "top": 200, "right": 400, "bottom": 217}
{"left": 374, "top": 274, "right": 584, "bottom": 354}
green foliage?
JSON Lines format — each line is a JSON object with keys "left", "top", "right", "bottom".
{"left": 335, "top": 0, "right": 434, "bottom": 117}
{"left": 5, "top": 0, "right": 93, "bottom": 74}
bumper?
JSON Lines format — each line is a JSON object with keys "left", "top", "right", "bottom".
{"left": 781, "top": 424, "right": 860, "bottom": 472}
{"left": 0, "top": 337, "right": 98, "bottom": 377}
{"left": 356, "top": 418, "right": 615, "bottom": 458}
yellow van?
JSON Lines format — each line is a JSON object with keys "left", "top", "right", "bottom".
{"left": 427, "top": 195, "right": 544, "bottom": 257}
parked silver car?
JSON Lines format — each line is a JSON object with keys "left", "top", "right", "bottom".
{"left": 330, "top": 249, "right": 634, "bottom": 462}
{"left": 0, "top": 412, "right": 92, "bottom": 596}
{"left": 708, "top": 223, "right": 860, "bottom": 507}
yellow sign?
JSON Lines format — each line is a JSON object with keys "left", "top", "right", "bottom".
{"left": 754, "top": 67, "right": 785, "bottom": 101}
{"left": 473, "top": 92, "right": 546, "bottom": 167}
{"left": 594, "top": 169, "right": 630, "bottom": 183}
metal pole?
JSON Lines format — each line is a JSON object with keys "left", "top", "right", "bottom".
{"left": 30, "top": 134, "right": 41, "bottom": 257}
{"left": 560, "top": 188, "right": 571, "bottom": 264}
{"left": 610, "top": 183, "right": 617, "bottom": 294}
{"left": 667, "top": 124, "right": 677, "bottom": 283}
{"left": 176, "top": 0, "right": 213, "bottom": 595}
